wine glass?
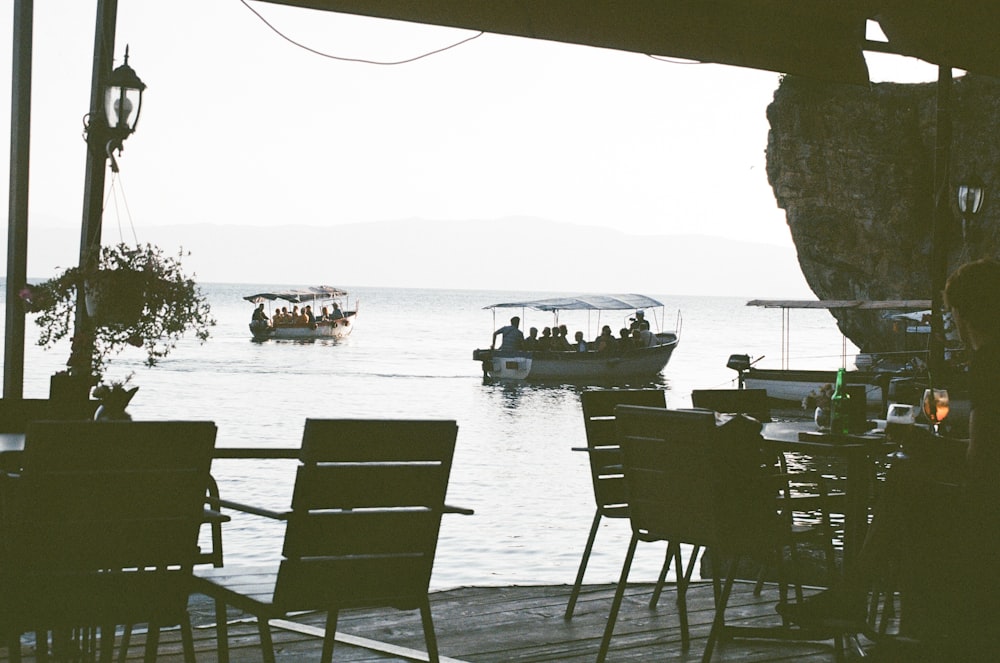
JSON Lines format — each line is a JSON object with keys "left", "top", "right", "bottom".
{"left": 922, "top": 388, "right": 950, "bottom": 434}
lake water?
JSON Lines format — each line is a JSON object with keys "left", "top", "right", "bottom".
{"left": 3, "top": 283, "right": 859, "bottom": 590}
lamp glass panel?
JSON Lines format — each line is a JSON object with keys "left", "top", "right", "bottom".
{"left": 958, "top": 184, "right": 985, "bottom": 216}
{"left": 104, "top": 86, "right": 142, "bottom": 132}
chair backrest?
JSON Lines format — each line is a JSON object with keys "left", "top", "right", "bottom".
{"left": 273, "top": 419, "right": 458, "bottom": 612}
{"left": 0, "top": 398, "right": 100, "bottom": 433}
{"left": 690, "top": 388, "right": 771, "bottom": 423}
{"left": 579, "top": 389, "right": 666, "bottom": 513}
{"left": 615, "top": 405, "right": 779, "bottom": 553}
{"left": 0, "top": 420, "right": 217, "bottom": 629}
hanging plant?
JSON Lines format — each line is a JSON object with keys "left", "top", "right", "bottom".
{"left": 21, "top": 242, "right": 215, "bottom": 378}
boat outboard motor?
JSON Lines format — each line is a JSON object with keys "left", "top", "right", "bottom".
{"left": 726, "top": 353, "right": 757, "bottom": 389}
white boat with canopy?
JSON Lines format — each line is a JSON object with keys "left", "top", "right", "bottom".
{"left": 730, "top": 299, "right": 934, "bottom": 407}
{"left": 243, "top": 286, "right": 358, "bottom": 341}
{"left": 473, "top": 293, "right": 680, "bottom": 382}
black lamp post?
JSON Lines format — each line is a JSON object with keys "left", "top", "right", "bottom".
{"left": 69, "top": 40, "right": 146, "bottom": 382}
{"left": 957, "top": 175, "right": 986, "bottom": 241}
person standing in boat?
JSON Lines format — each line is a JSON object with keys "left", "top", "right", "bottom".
{"left": 630, "top": 310, "right": 650, "bottom": 332}
{"left": 251, "top": 303, "right": 269, "bottom": 325}
{"left": 492, "top": 316, "right": 524, "bottom": 352}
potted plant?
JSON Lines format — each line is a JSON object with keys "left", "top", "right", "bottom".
{"left": 92, "top": 372, "right": 140, "bottom": 420}
{"left": 20, "top": 242, "right": 216, "bottom": 382}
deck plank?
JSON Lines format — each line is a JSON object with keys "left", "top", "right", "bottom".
{"left": 2, "top": 583, "right": 880, "bottom": 662}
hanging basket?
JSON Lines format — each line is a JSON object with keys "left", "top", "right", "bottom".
{"left": 85, "top": 269, "right": 149, "bottom": 328}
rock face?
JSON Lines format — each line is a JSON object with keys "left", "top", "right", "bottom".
{"left": 766, "top": 74, "right": 1000, "bottom": 353}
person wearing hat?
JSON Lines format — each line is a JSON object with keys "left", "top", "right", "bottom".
{"left": 630, "top": 310, "right": 650, "bottom": 332}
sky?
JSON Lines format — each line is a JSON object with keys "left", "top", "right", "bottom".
{"left": 0, "top": 2, "right": 944, "bottom": 292}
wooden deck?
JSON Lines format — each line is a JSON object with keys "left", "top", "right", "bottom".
{"left": 5, "top": 582, "right": 885, "bottom": 662}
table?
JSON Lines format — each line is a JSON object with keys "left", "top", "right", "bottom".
{"left": 762, "top": 421, "right": 896, "bottom": 571}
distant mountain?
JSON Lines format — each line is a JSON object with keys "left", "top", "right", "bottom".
{"left": 14, "top": 217, "right": 812, "bottom": 298}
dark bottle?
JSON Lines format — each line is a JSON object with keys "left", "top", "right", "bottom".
{"left": 830, "top": 368, "right": 851, "bottom": 434}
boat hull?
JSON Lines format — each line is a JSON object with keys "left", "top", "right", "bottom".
{"left": 475, "top": 334, "right": 678, "bottom": 382}
{"left": 250, "top": 314, "right": 356, "bottom": 341}
{"left": 743, "top": 368, "right": 888, "bottom": 407}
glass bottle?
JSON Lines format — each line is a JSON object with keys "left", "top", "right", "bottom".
{"left": 830, "top": 367, "right": 851, "bottom": 434}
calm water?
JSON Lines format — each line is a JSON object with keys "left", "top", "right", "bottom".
{"left": 3, "top": 283, "right": 858, "bottom": 590}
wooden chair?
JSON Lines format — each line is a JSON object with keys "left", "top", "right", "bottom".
{"left": 194, "top": 418, "right": 472, "bottom": 663}
{"left": 0, "top": 420, "right": 218, "bottom": 663}
{"left": 0, "top": 398, "right": 99, "bottom": 433}
{"left": 597, "top": 406, "right": 840, "bottom": 663}
{"left": 566, "top": 389, "right": 701, "bottom": 619}
{"left": 691, "top": 387, "right": 838, "bottom": 597}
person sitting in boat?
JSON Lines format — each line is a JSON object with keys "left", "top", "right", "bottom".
{"left": 330, "top": 303, "right": 345, "bottom": 319}
{"left": 574, "top": 330, "right": 588, "bottom": 352}
{"left": 554, "top": 325, "right": 573, "bottom": 351}
{"left": 637, "top": 326, "right": 658, "bottom": 348}
{"left": 619, "top": 327, "right": 632, "bottom": 348}
{"left": 492, "top": 316, "right": 524, "bottom": 352}
{"left": 304, "top": 305, "right": 316, "bottom": 328}
{"left": 522, "top": 327, "right": 539, "bottom": 350}
{"left": 319, "top": 306, "right": 330, "bottom": 321}
{"left": 536, "top": 327, "right": 553, "bottom": 351}
{"left": 596, "top": 325, "right": 617, "bottom": 352}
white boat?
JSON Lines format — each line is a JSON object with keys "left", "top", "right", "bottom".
{"left": 473, "top": 294, "right": 680, "bottom": 382}
{"left": 244, "top": 286, "right": 358, "bottom": 341}
{"left": 730, "top": 299, "right": 934, "bottom": 409}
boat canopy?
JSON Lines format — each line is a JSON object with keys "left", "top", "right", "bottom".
{"left": 746, "top": 299, "right": 931, "bottom": 310}
{"left": 485, "top": 294, "right": 662, "bottom": 312}
{"left": 243, "top": 286, "right": 348, "bottom": 304}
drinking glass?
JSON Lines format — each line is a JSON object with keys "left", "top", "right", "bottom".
{"left": 922, "top": 388, "right": 950, "bottom": 434}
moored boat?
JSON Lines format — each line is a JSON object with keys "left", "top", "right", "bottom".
{"left": 244, "top": 286, "right": 358, "bottom": 341}
{"left": 473, "top": 294, "right": 680, "bottom": 382}
{"left": 729, "top": 299, "right": 935, "bottom": 409}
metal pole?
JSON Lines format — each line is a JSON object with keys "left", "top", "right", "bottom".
{"left": 929, "top": 63, "right": 952, "bottom": 383}
{"left": 69, "top": 0, "right": 118, "bottom": 377}
{"left": 4, "top": 0, "right": 34, "bottom": 399}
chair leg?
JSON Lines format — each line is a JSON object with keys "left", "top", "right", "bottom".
{"left": 419, "top": 597, "right": 441, "bottom": 663}
{"left": 648, "top": 541, "right": 675, "bottom": 609}
{"left": 117, "top": 625, "right": 131, "bottom": 663}
{"left": 258, "top": 616, "right": 276, "bottom": 663}
{"left": 143, "top": 625, "right": 160, "bottom": 663}
{"left": 35, "top": 631, "right": 47, "bottom": 663}
{"left": 321, "top": 610, "right": 338, "bottom": 663}
{"left": 565, "top": 510, "right": 603, "bottom": 619}
{"left": 8, "top": 634, "right": 22, "bottom": 663}
{"left": 703, "top": 555, "right": 738, "bottom": 663}
{"left": 214, "top": 599, "right": 230, "bottom": 663}
{"left": 99, "top": 625, "right": 115, "bottom": 663}
{"left": 179, "top": 615, "right": 196, "bottom": 663}
{"left": 671, "top": 542, "right": 691, "bottom": 650}
{"left": 684, "top": 545, "right": 701, "bottom": 585}
{"left": 596, "top": 533, "right": 638, "bottom": 663}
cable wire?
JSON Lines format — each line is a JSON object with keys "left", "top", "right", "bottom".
{"left": 240, "top": 0, "right": 483, "bottom": 65}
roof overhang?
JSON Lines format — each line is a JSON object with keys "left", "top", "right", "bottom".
{"left": 254, "top": 1, "right": 1000, "bottom": 84}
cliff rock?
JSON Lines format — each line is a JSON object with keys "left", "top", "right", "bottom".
{"left": 766, "top": 74, "right": 1000, "bottom": 353}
